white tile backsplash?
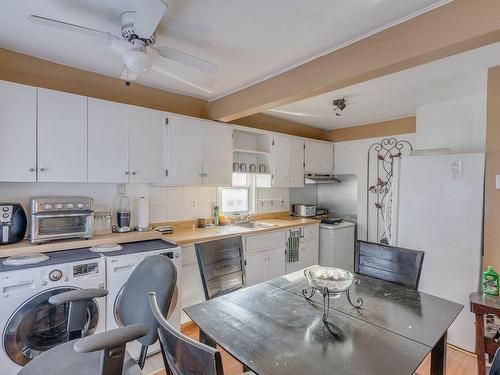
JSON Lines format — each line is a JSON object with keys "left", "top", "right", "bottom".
{"left": 0, "top": 182, "right": 288, "bottom": 225}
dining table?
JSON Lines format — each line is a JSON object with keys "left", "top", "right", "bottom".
{"left": 184, "top": 269, "right": 463, "bottom": 375}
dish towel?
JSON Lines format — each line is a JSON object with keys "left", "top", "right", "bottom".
{"left": 287, "top": 234, "right": 300, "bottom": 263}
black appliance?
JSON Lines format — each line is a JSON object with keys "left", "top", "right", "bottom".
{"left": 0, "top": 203, "right": 27, "bottom": 245}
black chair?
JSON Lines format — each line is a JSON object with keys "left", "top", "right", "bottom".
{"left": 149, "top": 291, "right": 253, "bottom": 375}
{"left": 195, "top": 236, "right": 245, "bottom": 300}
{"left": 355, "top": 240, "right": 425, "bottom": 290}
{"left": 19, "top": 255, "right": 177, "bottom": 375}
{"left": 491, "top": 348, "right": 500, "bottom": 375}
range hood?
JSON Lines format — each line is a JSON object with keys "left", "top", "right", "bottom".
{"left": 304, "top": 173, "right": 341, "bottom": 184}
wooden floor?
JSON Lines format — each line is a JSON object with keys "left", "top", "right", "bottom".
{"left": 151, "top": 324, "right": 478, "bottom": 375}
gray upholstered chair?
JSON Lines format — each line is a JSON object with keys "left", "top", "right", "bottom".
{"left": 149, "top": 291, "right": 254, "bottom": 375}
{"left": 19, "top": 255, "right": 177, "bottom": 375}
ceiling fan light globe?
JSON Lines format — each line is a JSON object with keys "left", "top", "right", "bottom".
{"left": 123, "top": 49, "right": 152, "bottom": 73}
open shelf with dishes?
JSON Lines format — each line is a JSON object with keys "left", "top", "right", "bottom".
{"left": 233, "top": 130, "right": 272, "bottom": 174}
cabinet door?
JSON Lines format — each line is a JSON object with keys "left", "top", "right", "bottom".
{"left": 0, "top": 81, "right": 37, "bottom": 182}
{"left": 128, "top": 106, "right": 164, "bottom": 183}
{"left": 304, "top": 140, "right": 334, "bottom": 174}
{"left": 202, "top": 121, "right": 233, "bottom": 186}
{"left": 267, "top": 246, "right": 286, "bottom": 280}
{"left": 37, "top": 89, "right": 87, "bottom": 182}
{"left": 289, "top": 137, "right": 304, "bottom": 187}
{"left": 300, "top": 239, "right": 319, "bottom": 268}
{"left": 88, "top": 98, "right": 129, "bottom": 183}
{"left": 245, "top": 250, "right": 269, "bottom": 286}
{"left": 163, "top": 114, "right": 203, "bottom": 186}
{"left": 271, "top": 135, "right": 290, "bottom": 187}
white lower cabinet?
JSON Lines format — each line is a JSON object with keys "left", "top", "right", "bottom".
{"left": 244, "top": 231, "right": 286, "bottom": 286}
{"left": 286, "top": 225, "right": 320, "bottom": 274}
{"left": 180, "top": 245, "right": 205, "bottom": 323}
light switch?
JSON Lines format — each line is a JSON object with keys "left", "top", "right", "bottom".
{"left": 496, "top": 175, "right": 500, "bottom": 189}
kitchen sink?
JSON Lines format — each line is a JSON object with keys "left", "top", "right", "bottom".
{"left": 231, "top": 221, "right": 277, "bottom": 229}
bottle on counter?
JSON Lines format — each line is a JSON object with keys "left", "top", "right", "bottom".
{"left": 483, "top": 265, "right": 499, "bottom": 296}
{"left": 116, "top": 195, "right": 131, "bottom": 233}
{"left": 213, "top": 205, "right": 219, "bottom": 226}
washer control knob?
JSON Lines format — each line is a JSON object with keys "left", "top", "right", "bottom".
{"left": 77, "top": 203, "right": 84, "bottom": 209}
{"left": 48, "top": 269, "right": 63, "bottom": 282}
{"left": 66, "top": 203, "right": 74, "bottom": 209}
{"left": 55, "top": 203, "right": 63, "bottom": 209}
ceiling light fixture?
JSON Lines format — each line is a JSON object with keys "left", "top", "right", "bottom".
{"left": 332, "top": 98, "right": 347, "bottom": 116}
{"left": 123, "top": 40, "right": 152, "bottom": 74}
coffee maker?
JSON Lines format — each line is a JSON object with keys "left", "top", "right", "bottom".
{"left": 0, "top": 203, "right": 27, "bottom": 245}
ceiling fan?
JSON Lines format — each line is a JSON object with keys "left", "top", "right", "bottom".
{"left": 28, "top": 0, "right": 219, "bottom": 92}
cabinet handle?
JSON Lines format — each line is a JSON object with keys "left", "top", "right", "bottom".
{"left": 165, "top": 169, "right": 169, "bottom": 177}
{"left": 39, "top": 167, "right": 47, "bottom": 172}
{"left": 132, "top": 171, "right": 137, "bottom": 175}
{"left": 125, "top": 171, "right": 130, "bottom": 175}
{"left": 29, "top": 168, "right": 35, "bottom": 172}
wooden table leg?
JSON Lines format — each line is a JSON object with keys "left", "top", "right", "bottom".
{"left": 475, "top": 312, "right": 486, "bottom": 375}
{"left": 431, "top": 332, "right": 447, "bottom": 375}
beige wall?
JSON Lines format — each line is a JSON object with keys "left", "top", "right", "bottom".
{"left": 484, "top": 66, "right": 500, "bottom": 270}
{"left": 325, "top": 117, "right": 416, "bottom": 142}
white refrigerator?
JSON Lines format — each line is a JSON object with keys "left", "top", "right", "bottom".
{"left": 390, "top": 152, "right": 484, "bottom": 352}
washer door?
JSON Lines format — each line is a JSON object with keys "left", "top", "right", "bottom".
{"left": 3, "top": 287, "right": 99, "bottom": 366}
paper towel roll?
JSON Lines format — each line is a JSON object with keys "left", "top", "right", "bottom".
{"left": 137, "top": 196, "right": 149, "bottom": 231}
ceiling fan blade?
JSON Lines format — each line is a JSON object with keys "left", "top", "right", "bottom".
{"left": 120, "top": 65, "right": 139, "bottom": 81}
{"left": 150, "top": 64, "right": 214, "bottom": 95}
{"left": 134, "top": 0, "right": 168, "bottom": 39}
{"left": 28, "top": 15, "right": 120, "bottom": 42}
{"left": 154, "top": 46, "right": 219, "bottom": 74}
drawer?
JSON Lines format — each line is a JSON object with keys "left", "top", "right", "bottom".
{"left": 303, "top": 224, "right": 319, "bottom": 241}
{"left": 245, "top": 231, "right": 285, "bottom": 253}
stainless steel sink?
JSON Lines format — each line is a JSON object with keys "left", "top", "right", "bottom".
{"left": 231, "top": 221, "right": 277, "bottom": 229}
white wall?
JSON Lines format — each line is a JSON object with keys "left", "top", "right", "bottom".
{"left": 416, "top": 94, "right": 487, "bottom": 153}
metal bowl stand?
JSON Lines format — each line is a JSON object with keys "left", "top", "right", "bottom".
{"left": 302, "top": 276, "right": 363, "bottom": 323}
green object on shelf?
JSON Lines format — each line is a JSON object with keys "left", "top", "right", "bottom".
{"left": 483, "top": 265, "right": 499, "bottom": 296}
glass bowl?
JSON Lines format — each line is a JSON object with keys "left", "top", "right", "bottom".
{"left": 304, "top": 266, "right": 354, "bottom": 295}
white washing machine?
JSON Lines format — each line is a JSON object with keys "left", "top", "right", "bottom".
{"left": 0, "top": 248, "right": 106, "bottom": 375}
{"left": 99, "top": 239, "right": 181, "bottom": 359}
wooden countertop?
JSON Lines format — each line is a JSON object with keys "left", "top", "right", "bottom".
{"left": 0, "top": 231, "right": 164, "bottom": 258}
{"left": 163, "top": 217, "right": 320, "bottom": 246}
{"left": 0, "top": 217, "right": 319, "bottom": 257}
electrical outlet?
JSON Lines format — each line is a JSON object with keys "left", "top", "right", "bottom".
{"left": 117, "top": 184, "right": 127, "bottom": 195}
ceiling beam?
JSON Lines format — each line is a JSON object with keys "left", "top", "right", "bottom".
{"left": 325, "top": 117, "right": 416, "bottom": 142}
{"left": 231, "top": 114, "right": 328, "bottom": 140}
{"left": 207, "top": 0, "right": 500, "bottom": 122}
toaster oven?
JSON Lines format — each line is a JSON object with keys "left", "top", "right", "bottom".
{"left": 29, "top": 196, "right": 94, "bottom": 244}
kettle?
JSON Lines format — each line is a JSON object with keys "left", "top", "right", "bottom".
{"left": 0, "top": 203, "right": 27, "bottom": 245}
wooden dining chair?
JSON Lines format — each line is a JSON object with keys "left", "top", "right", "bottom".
{"left": 355, "top": 240, "right": 425, "bottom": 290}
{"left": 149, "top": 291, "right": 254, "bottom": 375}
{"left": 195, "top": 236, "right": 245, "bottom": 300}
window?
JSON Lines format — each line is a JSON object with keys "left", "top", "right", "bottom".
{"left": 220, "top": 188, "right": 250, "bottom": 214}
{"left": 219, "top": 173, "right": 254, "bottom": 215}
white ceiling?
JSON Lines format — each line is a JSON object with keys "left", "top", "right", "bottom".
{"left": 265, "top": 42, "right": 500, "bottom": 129}
{"left": 0, "top": 0, "right": 448, "bottom": 99}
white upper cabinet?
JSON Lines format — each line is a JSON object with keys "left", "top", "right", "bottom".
{"left": 0, "top": 81, "right": 37, "bottom": 182}
{"left": 271, "top": 135, "right": 290, "bottom": 187}
{"left": 202, "top": 121, "right": 233, "bottom": 186}
{"left": 304, "top": 139, "right": 334, "bottom": 174}
{"left": 163, "top": 114, "right": 203, "bottom": 186}
{"left": 128, "top": 105, "right": 164, "bottom": 183}
{"left": 88, "top": 98, "right": 129, "bottom": 183}
{"left": 271, "top": 135, "right": 304, "bottom": 187}
{"left": 163, "top": 114, "right": 232, "bottom": 186}
{"left": 37, "top": 88, "right": 87, "bottom": 182}
{"left": 289, "top": 137, "right": 305, "bottom": 187}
